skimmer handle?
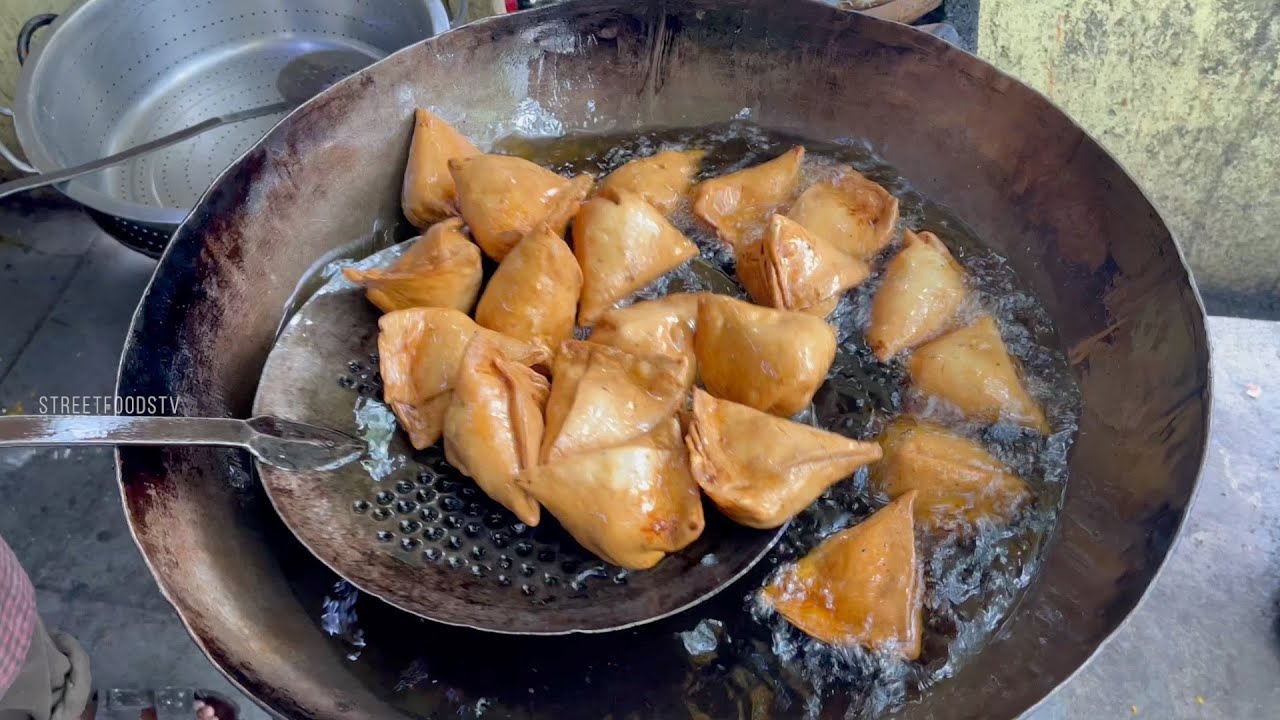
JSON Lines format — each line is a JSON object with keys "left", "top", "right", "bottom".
{"left": 0, "top": 414, "right": 365, "bottom": 472}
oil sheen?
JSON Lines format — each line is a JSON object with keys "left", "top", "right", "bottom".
{"left": 322, "top": 122, "right": 1081, "bottom": 720}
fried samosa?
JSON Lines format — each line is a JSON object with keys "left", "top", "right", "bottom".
{"left": 692, "top": 146, "right": 804, "bottom": 248}
{"left": 597, "top": 149, "right": 705, "bottom": 217}
{"left": 589, "top": 293, "right": 701, "bottom": 390}
{"left": 873, "top": 418, "right": 1031, "bottom": 533}
{"left": 866, "top": 230, "right": 967, "bottom": 361}
{"left": 377, "top": 307, "right": 549, "bottom": 449}
{"left": 450, "top": 154, "right": 593, "bottom": 260}
{"left": 342, "top": 218, "right": 483, "bottom": 314}
{"left": 694, "top": 294, "right": 836, "bottom": 417}
{"left": 573, "top": 188, "right": 700, "bottom": 326}
{"left": 401, "top": 109, "right": 481, "bottom": 228}
{"left": 517, "top": 417, "right": 704, "bottom": 570}
{"left": 475, "top": 224, "right": 582, "bottom": 356}
{"left": 762, "top": 492, "right": 923, "bottom": 659}
{"left": 737, "top": 214, "right": 871, "bottom": 316}
{"left": 443, "top": 336, "right": 549, "bottom": 527}
{"left": 908, "top": 316, "right": 1049, "bottom": 433}
{"left": 686, "top": 389, "right": 882, "bottom": 529}
{"left": 786, "top": 170, "right": 899, "bottom": 261}
{"left": 541, "top": 340, "right": 689, "bottom": 462}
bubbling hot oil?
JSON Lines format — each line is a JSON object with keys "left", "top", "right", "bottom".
{"left": 500, "top": 122, "right": 1081, "bottom": 718}
{"left": 305, "top": 123, "right": 1079, "bottom": 720}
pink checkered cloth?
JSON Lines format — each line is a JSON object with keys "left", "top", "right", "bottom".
{"left": 0, "top": 533, "right": 36, "bottom": 697}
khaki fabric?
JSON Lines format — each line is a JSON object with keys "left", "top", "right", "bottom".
{"left": 0, "top": 619, "right": 91, "bottom": 720}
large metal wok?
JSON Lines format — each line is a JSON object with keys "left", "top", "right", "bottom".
{"left": 115, "top": 0, "right": 1211, "bottom": 718}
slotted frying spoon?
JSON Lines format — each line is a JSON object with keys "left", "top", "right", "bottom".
{"left": 250, "top": 243, "right": 786, "bottom": 635}
{"left": 0, "top": 237, "right": 782, "bottom": 634}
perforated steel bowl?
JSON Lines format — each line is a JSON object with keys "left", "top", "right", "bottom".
{"left": 7, "top": 0, "right": 449, "bottom": 254}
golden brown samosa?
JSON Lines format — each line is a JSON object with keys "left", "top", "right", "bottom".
{"left": 694, "top": 294, "right": 836, "bottom": 417}
{"left": 597, "top": 149, "right": 705, "bottom": 217}
{"left": 541, "top": 340, "right": 689, "bottom": 462}
{"left": 786, "top": 170, "right": 899, "bottom": 260}
{"left": 737, "top": 214, "right": 871, "bottom": 316}
{"left": 589, "top": 293, "right": 701, "bottom": 389}
{"left": 692, "top": 146, "right": 805, "bottom": 248}
{"left": 866, "top": 230, "right": 967, "bottom": 361}
{"left": 450, "top": 154, "right": 593, "bottom": 261}
{"left": 377, "top": 308, "right": 548, "bottom": 449}
{"left": 342, "top": 218, "right": 483, "bottom": 314}
{"left": 686, "top": 389, "right": 882, "bottom": 529}
{"left": 516, "top": 417, "right": 704, "bottom": 569}
{"left": 908, "top": 316, "right": 1049, "bottom": 433}
{"left": 474, "top": 224, "right": 582, "bottom": 356}
{"left": 762, "top": 492, "right": 923, "bottom": 658}
{"left": 873, "top": 418, "right": 1031, "bottom": 533}
{"left": 573, "top": 188, "right": 700, "bottom": 326}
{"left": 443, "top": 336, "right": 549, "bottom": 527}
{"left": 401, "top": 109, "right": 481, "bottom": 228}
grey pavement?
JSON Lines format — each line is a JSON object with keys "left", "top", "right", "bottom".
{"left": 943, "top": 0, "right": 979, "bottom": 54}
{"left": 0, "top": 193, "right": 266, "bottom": 720}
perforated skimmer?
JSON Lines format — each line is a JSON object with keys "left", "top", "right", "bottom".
{"left": 251, "top": 243, "right": 785, "bottom": 635}
{"left": 6, "top": 0, "right": 449, "bottom": 255}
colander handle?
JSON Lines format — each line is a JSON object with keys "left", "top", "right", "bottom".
{"left": 0, "top": 107, "right": 35, "bottom": 174}
{"left": 16, "top": 13, "right": 57, "bottom": 65}
{"left": 1, "top": 13, "right": 56, "bottom": 174}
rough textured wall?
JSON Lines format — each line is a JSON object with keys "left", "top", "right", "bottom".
{"left": 0, "top": 0, "right": 71, "bottom": 176}
{"left": 980, "top": 0, "right": 1280, "bottom": 317}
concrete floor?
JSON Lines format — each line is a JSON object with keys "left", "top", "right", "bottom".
{"left": 0, "top": 194, "right": 265, "bottom": 720}
{"left": 942, "top": 0, "right": 980, "bottom": 53}
{"left": 0, "top": 193, "right": 1277, "bottom": 718}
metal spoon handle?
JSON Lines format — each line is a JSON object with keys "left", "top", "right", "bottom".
{"left": 0, "top": 101, "right": 292, "bottom": 201}
{"left": 0, "top": 414, "right": 364, "bottom": 472}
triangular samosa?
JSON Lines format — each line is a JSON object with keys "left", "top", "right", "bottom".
{"left": 573, "top": 188, "right": 700, "bottom": 326}
{"left": 516, "top": 417, "right": 704, "bottom": 569}
{"left": 450, "top": 154, "right": 593, "bottom": 261}
{"left": 443, "top": 336, "right": 549, "bottom": 527}
{"left": 908, "top": 316, "right": 1049, "bottom": 433}
{"left": 786, "top": 170, "right": 899, "bottom": 260}
{"left": 692, "top": 146, "right": 805, "bottom": 248}
{"left": 762, "top": 492, "right": 923, "bottom": 659}
{"left": 597, "top": 149, "right": 705, "bottom": 217}
{"left": 694, "top": 294, "right": 836, "bottom": 417}
{"left": 401, "top": 109, "right": 481, "bottom": 228}
{"left": 377, "top": 307, "right": 549, "bottom": 449}
{"left": 866, "top": 230, "right": 967, "bottom": 361}
{"left": 737, "top": 214, "right": 871, "bottom": 316}
{"left": 475, "top": 224, "right": 582, "bottom": 356}
{"left": 342, "top": 218, "right": 483, "bottom": 314}
{"left": 686, "top": 389, "right": 882, "bottom": 528}
{"left": 873, "top": 418, "right": 1031, "bottom": 533}
{"left": 589, "top": 293, "right": 701, "bottom": 390}
{"left": 541, "top": 340, "right": 689, "bottom": 462}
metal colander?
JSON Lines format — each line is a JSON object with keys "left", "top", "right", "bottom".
{"left": 5, "top": 0, "right": 449, "bottom": 255}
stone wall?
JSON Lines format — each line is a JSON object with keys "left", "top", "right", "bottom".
{"left": 980, "top": 0, "right": 1280, "bottom": 317}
